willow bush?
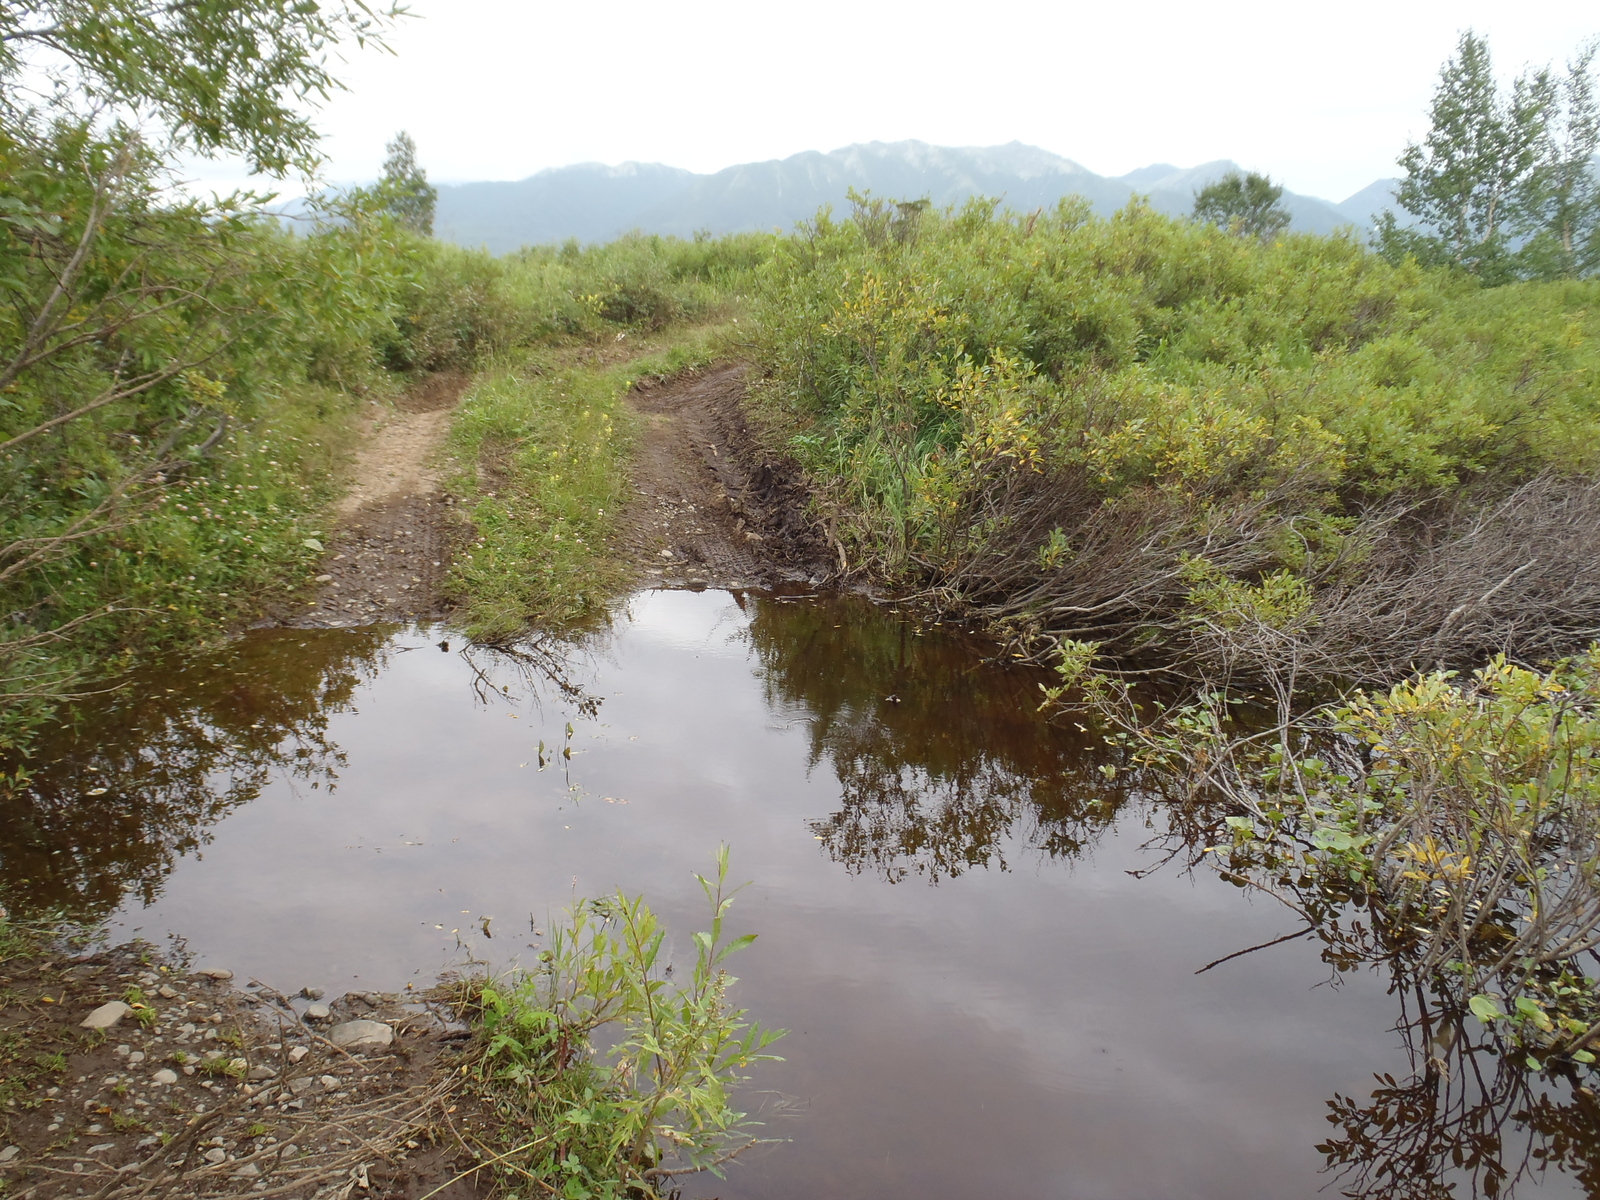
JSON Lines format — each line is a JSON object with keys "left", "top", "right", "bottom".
{"left": 749, "top": 194, "right": 1600, "bottom": 685}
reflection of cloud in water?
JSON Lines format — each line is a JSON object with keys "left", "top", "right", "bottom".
{"left": 0, "top": 626, "right": 395, "bottom": 919}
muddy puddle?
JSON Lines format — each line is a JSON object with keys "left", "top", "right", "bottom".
{"left": 5, "top": 589, "right": 1599, "bottom": 1198}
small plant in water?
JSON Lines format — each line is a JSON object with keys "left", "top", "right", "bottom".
{"left": 461, "top": 846, "right": 785, "bottom": 1198}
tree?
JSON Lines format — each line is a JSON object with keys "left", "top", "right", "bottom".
{"left": 1192, "top": 171, "right": 1291, "bottom": 239}
{"left": 1520, "top": 40, "right": 1600, "bottom": 279}
{"left": 0, "top": 1, "right": 402, "bottom": 175}
{"left": 1377, "top": 31, "right": 1553, "bottom": 280}
{"left": 377, "top": 131, "right": 437, "bottom": 235}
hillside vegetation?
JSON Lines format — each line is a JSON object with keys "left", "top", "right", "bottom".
{"left": 750, "top": 193, "right": 1600, "bottom": 686}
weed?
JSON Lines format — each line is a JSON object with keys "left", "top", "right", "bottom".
{"left": 196, "top": 1056, "right": 246, "bottom": 1079}
{"left": 462, "top": 847, "right": 783, "bottom": 1196}
{"left": 445, "top": 326, "right": 727, "bottom": 638}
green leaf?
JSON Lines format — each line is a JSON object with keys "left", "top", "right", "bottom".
{"left": 1572, "top": 1049, "right": 1596, "bottom": 1064}
{"left": 1469, "top": 994, "right": 1505, "bottom": 1022}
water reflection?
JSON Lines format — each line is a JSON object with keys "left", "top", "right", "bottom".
{"left": 1, "top": 591, "right": 1596, "bottom": 1198}
{"left": 0, "top": 626, "right": 391, "bottom": 919}
{"left": 1321, "top": 998, "right": 1600, "bottom": 1198}
{"left": 746, "top": 596, "right": 1125, "bottom": 882}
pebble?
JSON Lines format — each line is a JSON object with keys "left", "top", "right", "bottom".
{"left": 329, "top": 1019, "right": 393, "bottom": 1050}
{"left": 234, "top": 1163, "right": 261, "bottom": 1178}
{"left": 289, "top": 1077, "right": 315, "bottom": 1095}
{"left": 248, "top": 1065, "right": 278, "bottom": 1081}
{"left": 288, "top": 1046, "right": 310, "bottom": 1063}
{"left": 299, "top": 986, "right": 325, "bottom": 1001}
{"left": 303, "top": 1004, "right": 330, "bottom": 1022}
{"left": 157, "top": 985, "right": 179, "bottom": 999}
{"left": 81, "top": 1001, "right": 131, "bottom": 1030}
{"left": 193, "top": 967, "right": 233, "bottom": 981}
{"left": 0, "top": 1146, "right": 18, "bottom": 1163}
{"left": 151, "top": 1069, "right": 178, "bottom": 1085}
{"left": 88, "top": 1143, "right": 115, "bottom": 1154}
{"left": 320, "top": 1074, "right": 339, "bottom": 1090}
{"left": 127, "top": 1051, "right": 145, "bottom": 1065}
{"left": 203, "top": 1148, "right": 227, "bottom": 1164}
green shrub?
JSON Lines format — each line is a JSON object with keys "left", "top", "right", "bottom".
{"left": 462, "top": 848, "right": 784, "bottom": 1197}
{"left": 749, "top": 194, "right": 1600, "bottom": 681}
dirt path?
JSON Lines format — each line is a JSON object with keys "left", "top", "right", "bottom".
{"left": 291, "top": 375, "right": 470, "bottom": 629}
{"left": 285, "top": 358, "right": 827, "bottom": 631}
{"left": 617, "top": 363, "right": 828, "bottom": 588}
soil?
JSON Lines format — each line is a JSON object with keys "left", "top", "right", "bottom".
{"left": 286, "top": 373, "right": 472, "bottom": 630}
{"left": 617, "top": 362, "right": 831, "bottom": 589}
{"left": 0, "top": 940, "right": 494, "bottom": 1199}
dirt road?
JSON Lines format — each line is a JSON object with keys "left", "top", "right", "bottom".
{"left": 290, "top": 374, "right": 469, "bottom": 628}
{"left": 286, "top": 359, "right": 826, "bottom": 631}
{"left": 616, "top": 362, "right": 827, "bottom": 589}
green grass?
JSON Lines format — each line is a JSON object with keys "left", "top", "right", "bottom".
{"left": 444, "top": 324, "right": 727, "bottom": 639}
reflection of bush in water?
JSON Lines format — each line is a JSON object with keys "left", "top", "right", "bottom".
{"left": 1319, "top": 999, "right": 1600, "bottom": 1200}
{"left": 744, "top": 595, "right": 1121, "bottom": 881}
{"left": 0, "top": 627, "right": 394, "bottom": 920}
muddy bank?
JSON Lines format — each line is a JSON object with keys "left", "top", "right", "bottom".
{"left": 0, "top": 938, "right": 491, "bottom": 1199}
{"left": 618, "top": 362, "right": 831, "bottom": 589}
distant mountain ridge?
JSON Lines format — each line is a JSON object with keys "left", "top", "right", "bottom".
{"left": 434, "top": 141, "right": 1397, "bottom": 255}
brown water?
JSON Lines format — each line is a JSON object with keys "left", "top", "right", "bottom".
{"left": 5, "top": 589, "right": 1598, "bottom": 1199}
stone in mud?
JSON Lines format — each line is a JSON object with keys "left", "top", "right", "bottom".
{"left": 0, "top": 1146, "right": 19, "bottom": 1163}
{"left": 303, "top": 1003, "right": 330, "bottom": 1021}
{"left": 299, "top": 986, "right": 325, "bottom": 1001}
{"left": 247, "top": 1064, "right": 278, "bottom": 1081}
{"left": 328, "top": 1019, "right": 393, "bottom": 1050}
{"left": 288, "top": 1045, "right": 310, "bottom": 1063}
{"left": 80, "top": 1001, "right": 131, "bottom": 1029}
{"left": 192, "top": 967, "right": 233, "bottom": 981}
{"left": 151, "top": 1068, "right": 178, "bottom": 1085}
{"left": 289, "top": 1077, "right": 315, "bottom": 1094}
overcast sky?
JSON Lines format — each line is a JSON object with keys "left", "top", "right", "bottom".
{"left": 206, "top": 0, "right": 1597, "bottom": 204}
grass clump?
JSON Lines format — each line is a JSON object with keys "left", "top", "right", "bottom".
{"left": 445, "top": 327, "right": 726, "bottom": 639}
{"left": 456, "top": 848, "right": 784, "bottom": 1198}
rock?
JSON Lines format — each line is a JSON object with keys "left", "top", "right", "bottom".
{"left": 157, "top": 985, "right": 178, "bottom": 999}
{"left": 303, "top": 1004, "right": 330, "bottom": 1022}
{"left": 203, "top": 1148, "right": 227, "bottom": 1164}
{"left": 151, "top": 1069, "right": 178, "bottom": 1085}
{"left": 289, "top": 1077, "right": 315, "bottom": 1095}
{"left": 247, "top": 1065, "right": 277, "bottom": 1081}
{"left": 0, "top": 1146, "right": 18, "bottom": 1163}
{"left": 329, "top": 1019, "right": 393, "bottom": 1050}
{"left": 314, "top": 575, "right": 333, "bottom": 583}
{"left": 88, "top": 1143, "right": 115, "bottom": 1154}
{"left": 288, "top": 1045, "right": 309, "bottom": 1063}
{"left": 192, "top": 967, "right": 233, "bottom": 981}
{"left": 319, "top": 1074, "right": 338, "bottom": 1090}
{"left": 299, "top": 986, "right": 325, "bottom": 1001}
{"left": 81, "top": 1001, "right": 131, "bottom": 1030}
{"left": 127, "top": 1051, "right": 145, "bottom": 1065}
{"left": 233, "top": 1163, "right": 261, "bottom": 1178}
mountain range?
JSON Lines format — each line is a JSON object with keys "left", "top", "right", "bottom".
{"left": 433, "top": 140, "right": 1400, "bottom": 255}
